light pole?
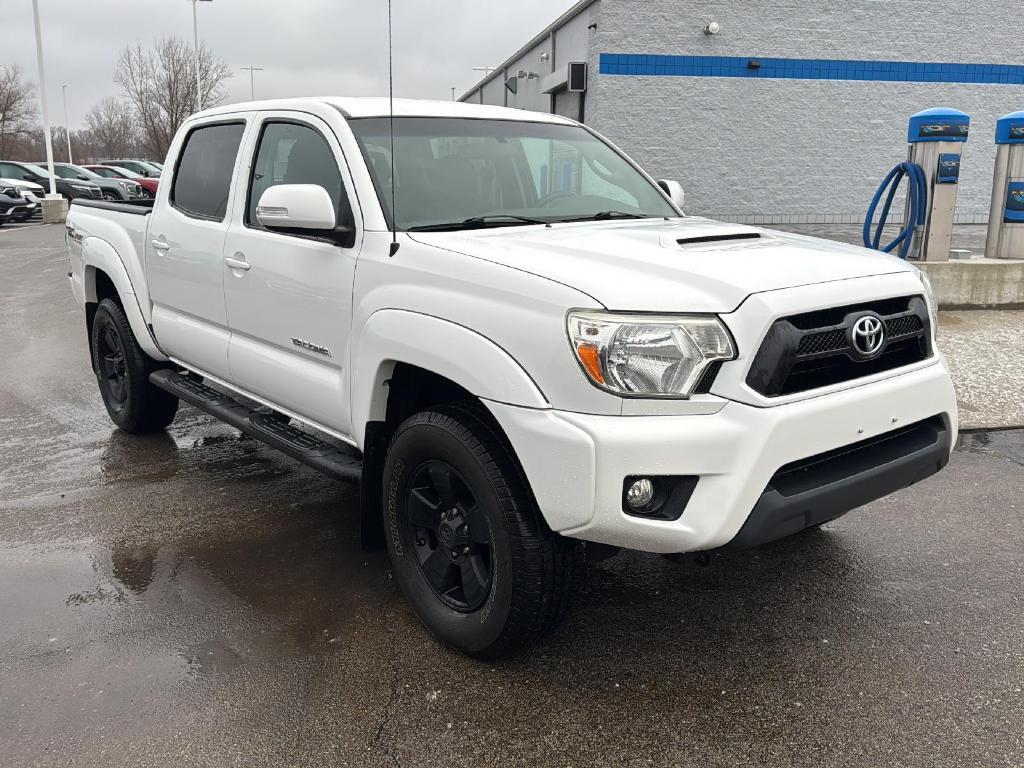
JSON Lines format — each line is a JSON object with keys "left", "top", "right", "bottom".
{"left": 191, "top": 0, "right": 213, "bottom": 112}
{"left": 29, "top": 0, "right": 59, "bottom": 211}
{"left": 240, "top": 66, "right": 264, "bottom": 101}
{"left": 62, "top": 84, "right": 72, "bottom": 164}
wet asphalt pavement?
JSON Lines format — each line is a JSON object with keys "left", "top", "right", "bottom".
{"left": 1, "top": 224, "right": 1023, "bottom": 767}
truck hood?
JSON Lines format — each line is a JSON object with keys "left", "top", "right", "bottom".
{"left": 409, "top": 217, "right": 916, "bottom": 312}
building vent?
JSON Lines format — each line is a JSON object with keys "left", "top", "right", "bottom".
{"left": 568, "top": 62, "right": 588, "bottom": 92}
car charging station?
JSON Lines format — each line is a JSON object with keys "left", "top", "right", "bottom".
{"left": 984, "top": 110, "right": 1024, "bottom": 260}
{"left": 864, "top": 107, "right": 970, "bottom": 262}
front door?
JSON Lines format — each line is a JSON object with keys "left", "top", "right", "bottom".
{"left": 146, "top": 120, "right": 248, "bottom": 381}
{"left": 221, "top": 112, "right": 361, "bottom": 438}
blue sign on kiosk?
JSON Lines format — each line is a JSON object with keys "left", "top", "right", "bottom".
{"left": 995, "top": 110, "right": 1024, "bottom": 145}
{"left": 907, "top": 107, "right": 970, "bottom": 143}
{"left": 1004, "top": 182, "right": 1024, "bottom": 223}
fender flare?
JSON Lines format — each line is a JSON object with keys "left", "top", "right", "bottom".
{"left": 352, "top": 309, "right": 549, "bottom": 435}
{"left": 81, "top": 236, "right": 167, "bottom": 361}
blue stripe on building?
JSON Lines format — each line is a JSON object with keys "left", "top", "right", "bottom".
{"left": 599, "top": 54, "right": 1024, "bottom": 85}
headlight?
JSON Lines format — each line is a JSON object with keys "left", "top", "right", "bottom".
{"left": 567, "top": 311, "right": 736, "bottom": 398}
{"left": 118, "top": 181, "right": 130, "bottom": 190}
{"left": 0, "top": 186, "right": 15, "bottom": 196}
{"left": 917, "top": 269, "right": 939, "bottom": 337}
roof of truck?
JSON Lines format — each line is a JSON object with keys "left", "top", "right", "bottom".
{"left": 195, "top": 97, "right": 577, "bottom": 124}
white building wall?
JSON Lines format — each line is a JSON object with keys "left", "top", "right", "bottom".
{"left": 588, "top": 0, "right": 1024, "bottom": 223}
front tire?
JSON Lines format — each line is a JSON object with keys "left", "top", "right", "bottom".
{"left": 91, "top": 298, "right": 179, "bottom": 433}
{"left": 382, "top": 404, "right": 582, "bottom": 658}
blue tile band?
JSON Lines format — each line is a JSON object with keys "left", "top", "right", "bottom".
{"left": 599, "top": 53, "right": 1024, "bottom": 85}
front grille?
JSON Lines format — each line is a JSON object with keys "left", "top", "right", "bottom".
{"left": 746, "top": 295, "right": 932, "bottom": 397}
{"left": 797, "top": 328, "right": 846, "bottom": 355}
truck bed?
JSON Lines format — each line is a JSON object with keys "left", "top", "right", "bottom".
{"left": 70, "top": 198, "right": 155, "bottom": 216}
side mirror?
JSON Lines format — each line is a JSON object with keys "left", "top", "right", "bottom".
{"left": 256, "top": 184, "right": 337, "bottom": 231}
{"left": 657, "top": 179, "right": 685, "bottom": 213}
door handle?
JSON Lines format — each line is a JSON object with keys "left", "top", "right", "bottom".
{"left": 224, "top": 256, "right": 251, "bottom": 271}
{"left": 150, "top": 238, "right": 170, "bottom": 251}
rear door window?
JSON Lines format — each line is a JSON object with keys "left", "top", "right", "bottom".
{"left": 171, "top": 122, "right": 245, "bottom": 221}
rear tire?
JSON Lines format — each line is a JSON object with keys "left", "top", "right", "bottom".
{"left": 91, "top": 298, "right": 179, "bottom": 433}
{"left": 382, "top": 404, "right": 582, "bottom": 658}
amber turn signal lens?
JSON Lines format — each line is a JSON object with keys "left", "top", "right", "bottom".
{"left": 576, "top": 343, "right": 604, "bottom": 384}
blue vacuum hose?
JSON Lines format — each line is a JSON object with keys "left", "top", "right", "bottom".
{"left": 863, "top": 161, "right": 927, "bottom": 260}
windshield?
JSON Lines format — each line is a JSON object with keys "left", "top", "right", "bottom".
{"left": 104, "top": 166, "right": 142, "bottom": 179}
{"left": 50, "top": 165, "right": 88, "bottom": 180}
{"left": 23, "top": 164, "right": 49, "bottom": 177}
{"left": 68, "top": 165, "right": 102, "bottom": 180}
{"left": 348, "top": 117, "right": 676, "bottom": 231}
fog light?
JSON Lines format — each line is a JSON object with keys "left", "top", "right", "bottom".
{"left": 625, "top": 478, "right": 655, "bottom": 509}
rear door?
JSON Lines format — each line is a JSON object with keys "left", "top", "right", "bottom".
{"left": 146, "top": 119, "right": 247, "bottom": 381}
{"left": 221, "top": 111, "right": 361, "bottom": 437}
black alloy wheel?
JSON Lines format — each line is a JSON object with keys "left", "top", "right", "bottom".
{"left": 97, "top": 322, "right": 129, "bottom": 414}
{"left": 90, "top": 298, "right": 179, "bottom": 433}
{"left": 406, "top": 460, "right": 492, "bottom": 611}
{"left": 382, "top": 404, "right": 583, "bottom": 657}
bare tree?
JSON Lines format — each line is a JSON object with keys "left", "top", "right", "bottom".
{"left": 0, "top": 65, "right": 36, "bottom": 159}
{"left": 84, "top": 97, "right": 138, "bottom": 160}
{"left": 115, "top": 38, "right": 232, "bottom": 158}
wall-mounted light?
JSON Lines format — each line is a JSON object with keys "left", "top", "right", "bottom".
{"left": 540, "top": 52, "right": 550, "bottom": 63}
{"left": 703, "top": 21, "right": 721, "bottom": 35}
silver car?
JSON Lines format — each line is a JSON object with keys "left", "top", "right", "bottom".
{"left": 43, "top": 163, "right": 147, "bottom": 201}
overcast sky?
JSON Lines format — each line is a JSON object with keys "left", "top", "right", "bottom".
{"left": 4, "top": 0, "right": 577, "bottom": 130}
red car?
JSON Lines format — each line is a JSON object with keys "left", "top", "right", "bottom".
{"left": 83, "top": 165, "right": 159, "bottom": 198}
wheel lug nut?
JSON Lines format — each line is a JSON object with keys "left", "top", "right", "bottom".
{"left": 450, "top": 550, "right": 459, "bottom": 560}
{"left": 462, "top": 546, "right": 470, "bottom": 556}
{"left": 416, "top": 538, "right": 425, "bottom": 546}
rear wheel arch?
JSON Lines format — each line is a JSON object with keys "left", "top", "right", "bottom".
{"left": 79, "top": 240, "right": 166, "bottom": 363}
{"left": 85, "top": 267, "right": 123, "bottom": 371}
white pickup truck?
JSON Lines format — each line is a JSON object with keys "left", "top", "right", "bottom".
{"left": 66, "top": 97, "right": 957, "bottom": 656}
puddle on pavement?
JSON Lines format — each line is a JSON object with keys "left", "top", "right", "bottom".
{"left": 0, "top": 524, "right": 394, "bottom": 685}
{"left": 955, "top": 428, "right": 1024, "bottom": 466}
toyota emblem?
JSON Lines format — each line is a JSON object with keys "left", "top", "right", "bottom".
{"left": 850, "top": 314, "right": 885, "bottom": 359}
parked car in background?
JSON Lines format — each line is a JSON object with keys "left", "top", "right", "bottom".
{"left": 40, "top": 162, "right": 146, "bottom": 201}
{"left": 0, "top": 176, "right": 44, "bottom": 217}
{"left": 99, "top": 159, "right": 161, "bottom": 177}
{"left": 84, "top": 165, "right": 159, "bottom": 198}
{"left": 0, "top": 161, "right": 102, "bottom": 201}
{"left": 0, "top": 186, "right": 35, "bottom": 225}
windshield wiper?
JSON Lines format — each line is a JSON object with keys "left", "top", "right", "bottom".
{"left": 409, "top": 214, "right": 550, "bottom": 232}
{"left": 557, "top": 210, "right": 650, "bottom": 222}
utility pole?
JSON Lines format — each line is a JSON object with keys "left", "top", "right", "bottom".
{"left": 472, "top": 66, "right": 497, "bottom": 78}
{"left": 240, "top": 66, "right": 264, "bottom": 101}
{"left": 30, "top": 0, "right": 60, "bottom": 218}
{"left": 62, "top": 84, "right": 72, "bottom": 164}
{"left": 192, "top": 0, "right": 213, "bottom": 111}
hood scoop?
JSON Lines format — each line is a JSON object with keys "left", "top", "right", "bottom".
{"left": 657, "top": 222, "right": 772, "bottom": 250}
{"left": 675, "top": 231, "right": 762, "bottom": 246}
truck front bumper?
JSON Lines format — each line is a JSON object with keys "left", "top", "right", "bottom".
{"left": 487, "top": 358, "right": 958, "bottom": 554}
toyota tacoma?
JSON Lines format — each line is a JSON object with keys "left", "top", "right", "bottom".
{"left": 65, "top": 98, "right": 956, "bottom": 656}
